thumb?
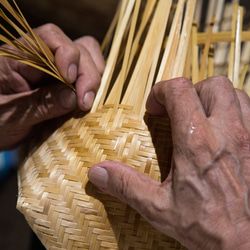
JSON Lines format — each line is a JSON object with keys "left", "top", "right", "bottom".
{"left": 88, "top": 161, "right": 173, "bottom": 228}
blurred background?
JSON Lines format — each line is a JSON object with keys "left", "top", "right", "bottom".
{"left": 0, "top": 0, "right": 250, "bottom": 250}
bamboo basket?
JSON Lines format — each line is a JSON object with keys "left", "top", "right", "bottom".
{"left": 0, "top": 0, "right": 249, "bottom": 249}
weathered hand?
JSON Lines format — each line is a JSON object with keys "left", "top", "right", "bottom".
{"left": 89, "top": 76, "right": 250, "bottom": 249}
{"left": 0, "top": 24, "right": 105, "bottom": 151}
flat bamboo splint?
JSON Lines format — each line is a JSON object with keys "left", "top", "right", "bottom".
{"left": 0, "top": 0, "right": 248, "bottom": 249}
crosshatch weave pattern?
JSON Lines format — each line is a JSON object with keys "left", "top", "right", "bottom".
{"left": 17, "top": 105, "right": 184, "bottom": 249}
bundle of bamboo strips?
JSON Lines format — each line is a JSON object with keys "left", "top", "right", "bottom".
{"left": 0, "top": 0, "right": 248, "bottom": 249}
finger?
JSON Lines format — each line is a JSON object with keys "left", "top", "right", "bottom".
{"left": 146, "top": 87, "right": 167, "bottom": 115}
{"left": 194, "top": 76, "right": 242, "bottom": 121}
{"left": 35, "top": 24, "right": 80, "bottom": 84}
{"left": 235, "top": 89, "right": 250, "bottom": 131}
{"left": 147, "top": 77, "right": 207, "bottom": 141}
{"left": 88, "top": 161, "right": 175, "bottom": 235}
{"left": 1, "top": 83, "right": 77, "bottom": 127}
{"left": 74, "top": 43, "right": 102, "bottom": 111}
{"left": 75, "top": 36, "right": 105, "bottom": 75}
{"left": 147, "top": 77, "right": 222, "bottom": 176}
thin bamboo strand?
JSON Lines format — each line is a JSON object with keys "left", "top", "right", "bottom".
{"left": 233, "top": 6, "right": 243, "bottom": 87}
{"left": 228, "top": 4, "right": 238, "bottom": 82}
{"left": 139, "top": 44, "right": 162, "bottom": 120}
{"left": 184, "top": 38, "right": 192, "bottom": 79}
{"left": 171, "top": 0, "right": 197, "bottom": 78}
{"left": 192, "top": 22, "right": 199, "bottom": 83}
{"left": 199, "top": 15, "right": 216, "bottom": 81}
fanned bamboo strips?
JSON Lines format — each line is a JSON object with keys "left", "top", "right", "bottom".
{"left": 156, "top": 0, "right": 185, "bottom": 82}
{"left": 0, "top": 0, "right": 55, "bottom": 66}
{"left": 199, "top": 15, "right": 216, "bottom": 81}
{"left": 105, "top": 0, "right": 141, "bottom": 107}
{"left": 107, "top": 0, "right": 158, "bottom": 92}
{"left": 92, "top": 0, "right": 136, "bottom": 112}
{"left": 121, "top": 0, "right": 172, "bottom": 112}
{"left": 0, "top": 0, "right": 70, "bottom": 88}
{"left": 233, "top": 6, "right": 243, "bottom": 87}
{"left": 171, "top": 0, "right": 197, "bottom": 78}
{"left": 106, "top": 0, "right": 160, "bottom": 111}
{"left": 126, "top": 0, "right": 157, "bottom": 70}
{"left": 228, "top": 4, "right": 238, "bottom": 82}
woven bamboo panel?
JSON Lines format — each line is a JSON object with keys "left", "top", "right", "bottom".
{"left": 16, "top": 0, "right": 250, "bottom": 249}
{"left": 17, "top": 106, "right": 181, "bottom": 250}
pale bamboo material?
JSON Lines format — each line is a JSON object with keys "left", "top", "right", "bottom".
{"left": 0, "top": 0, "right": 247, "bottom": 249}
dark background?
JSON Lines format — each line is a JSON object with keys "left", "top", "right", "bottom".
{"left": 0, "top": 0, "right": 249, "bottom": 250}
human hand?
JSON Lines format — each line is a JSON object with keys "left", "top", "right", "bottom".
{"left": 88, "top": 76, "right": 250, "bottom": 249}
{"left": 0, "top": 23, "right": 105, "bottom": 151}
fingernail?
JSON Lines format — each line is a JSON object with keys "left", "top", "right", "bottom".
{"left": 59, "top": 88, "right": 76, "bottom": 109}
{"left": 68, "top": 63, "right": 77, "bottom": 83}
{"left": 88, "top": 167, "right": 108, "bottom": 190}
{"left": 83, "top": 91, "right": 95, "bottom": 110}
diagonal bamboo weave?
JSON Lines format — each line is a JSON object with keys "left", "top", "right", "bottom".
{"left": 12, "top": 0, "right": 250, "bottom": 249}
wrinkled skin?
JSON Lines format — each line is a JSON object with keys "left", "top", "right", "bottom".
{"left": 89, "top": 76, "right": 250, "bottom": 249}
{"left": 0, "top": 23, "right": 105, "bottom": 151}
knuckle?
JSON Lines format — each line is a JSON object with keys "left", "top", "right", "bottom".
{"left": 38, "top": 23, "right": 61, "bottom": 34}
{"left": 212, "top": 76, "right": 234, "bottom": 92}
{"left": 33, "top": 88, "right": 54, "bottom": 119}
{"left": 233, "top": 121, "right": 250, "bottom": 153}
{"left": 81, "top": 36, "right": 99, "bottom": 47}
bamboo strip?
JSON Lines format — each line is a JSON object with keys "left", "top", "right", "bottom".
{"left": 194, "top": 31, "right": 250, "bottom": 44}
{"left": 156, "top": 0, "right": 185, "bottom": 81}
{"left": 91, "top": 0, "right": 136, "bottom": 112}
{"left": 228, "top": 4, "right": 238, "bottom": 81}
{"left": 233, "top": 6, "right": 243, "bottom": 87}
{"left": 171, "top": 0, "right": 197, "bottom": 78}
{"left": 122, "top": 0, "right": 172, "bottom": 114}
{"left": 191, "top": 22, "right": 199, "bottom": 83}
{"left": 199, "top": 15, "right": 216, "bottom": 81}
{"left": 105, "top": 0, "right": 142, "bottom": 107}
